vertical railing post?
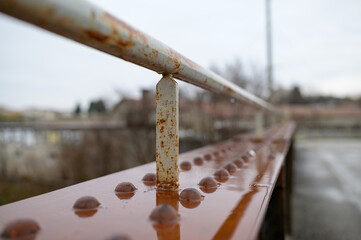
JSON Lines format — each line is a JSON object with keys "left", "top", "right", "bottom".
{"left": 255, "top": 110, "right": 264, "bottom": 140}
{"left": 156, "top": 74, "right": 179, "bottom": 190}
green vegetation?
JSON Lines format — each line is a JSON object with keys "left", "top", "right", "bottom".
{"left": 0, "top": 178, "right": 64, "bottom": 205}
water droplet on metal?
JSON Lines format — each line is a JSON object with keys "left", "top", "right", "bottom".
{"left": 204, "top": 154, "right": 212, "bottom": 161}
{"left": 224, "top": 162, "right": 237, "bottom": 174}
{"left": 1, "top": 219, "right": 40, "bottom": 239}
{"left": 250, "top": 183, "right": 269, "bottom": 188}
{"left": 142, "top": 173, "right": 156, "bottom": 186}
{"left": 73, "top": 196, "right": 100, "bottom": 210}
{"left": 180, "top": 161, "right": 192, "bottom": 171}
{"left": 149, "top": 204, "right": 179, "bottom": 224}
{"left": 233, "top": 159, "right": 243, "bottom": 168}
{"left": 115, "top": 182, "right": 137, "bottom": 193}
{"left": 248, "top": 149, "right": 256, "bottom": 157}
{"left": 193, "top": 157, "right": 203, "bottom": 166}
{"left": 198, "top": 177, "right": 217, "bottom": 193}
{"left": 213, "top": 168, "right": 230, "bottom": 182}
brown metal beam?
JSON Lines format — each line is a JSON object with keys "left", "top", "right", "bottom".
{"left": 0, "top": 123, "right": 295, "bottom": 240}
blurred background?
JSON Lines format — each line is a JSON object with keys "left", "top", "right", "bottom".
{"left": 0, "top": 0, "right": 361, "bottom": 238}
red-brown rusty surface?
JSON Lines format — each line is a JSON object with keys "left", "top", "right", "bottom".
{"left": 0, "top": 123, "right": 295, "bottom": 240}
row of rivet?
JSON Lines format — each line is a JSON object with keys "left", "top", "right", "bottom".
{"left": 0, "top": 141, "right": 265, "bottom": 239}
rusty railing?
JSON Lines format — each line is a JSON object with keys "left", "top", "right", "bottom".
{"left": 0, "top": 1, "right": 294, "bottom": 240}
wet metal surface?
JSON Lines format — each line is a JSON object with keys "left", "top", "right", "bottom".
{"left": 0, "top": 123, "right": 295, "bottom": 240}
{"left": 292, "top": 138, "right": 361, "bottom": 239}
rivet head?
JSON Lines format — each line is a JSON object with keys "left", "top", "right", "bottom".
{"left": 224, "top": 163, "right": 237, "bottom": 174}
{"left": 241, "top": 155, "right": 249, "bottom": 162}
{"left": 180, "top": 161, "right": 192, "bottom": 171}
{"left": 199, "top": 177, "right": 218, "bottom": 193}
{"left": 115, "top": 182, "right": 137, "bottom": 193}
{"left": 199, "top": 177, "right": 217, "bottom": 188}
{"left": 233, "top": 159, "right": 243, "bottom": 168}
{"left": 193, "top": 157, "right": 203, "bottom": 166}
{"left": 1, "top": 219, "right": 40, "bottom": 239}
{"left": 179, "top": 188, "right": 203, "bottom": 209}
{"left": 179, "top": 188, "right": 202, "bottom": 201}
{"left": 204, "top": 154, "right": 212, "bottom": 161}
{"left": 105, "top": 234, "right": 132, "bottom": 240}
{"left": 213, "top": 168, "right": 230, "bottom": 182}
{"left": 142, "top": 173, "right": 156, "bottom": 186}
{"left": 149, "top": 204, "right": 179, "bottom": 224}
{"left": 73, "top": 196, "right": 100, "bottom": 210}
{"left": 221, "top": 149, "right": 226, "bottom": 153}
{"left": 213, "top": 151, "right": 219, "bottom": 157}
{"left": 115, "top": 182, "right": 137, "bottom": 199}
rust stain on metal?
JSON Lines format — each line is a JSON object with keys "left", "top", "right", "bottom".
{"left": 158, "top": 119, "right": 166, "bottom": 124}
{"left": 83, "top": 30, "right": 110, "bottom": 42}
{"left": 151, "top": 49, "right": 159, "bottom": 57}
{"left": 102, "top": 12, "right": 148, "bottom": 46}
{"left": 45, "top": 7, "right": 55, "bottom": 17}
{"left": 156, "top": 75, "right": 179, "bottom": 190}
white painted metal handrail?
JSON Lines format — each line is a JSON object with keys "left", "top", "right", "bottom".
{"left": 0, "top": 0, "right": 278, "bottom": 113}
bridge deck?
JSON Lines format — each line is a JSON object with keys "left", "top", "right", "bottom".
{"left": 0, "top": 123, "right": 295, "bottom": 240}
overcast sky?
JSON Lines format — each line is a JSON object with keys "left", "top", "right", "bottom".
{"left": 0, "top": 0, "right": 361, "bottom": 111}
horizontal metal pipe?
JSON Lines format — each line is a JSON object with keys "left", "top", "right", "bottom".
{"left": 0, "top": 121, "right": 126, "bottom": 130}
{"left": 0, "top": 0, "right": 278, "bottom": 113}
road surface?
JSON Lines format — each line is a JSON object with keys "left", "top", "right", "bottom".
{"left": 292, "top": 138, "right": 361, "bottom": 239}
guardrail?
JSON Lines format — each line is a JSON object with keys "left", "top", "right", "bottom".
{"left": 0, "top": 1, "right": 293, "bottom": 239}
